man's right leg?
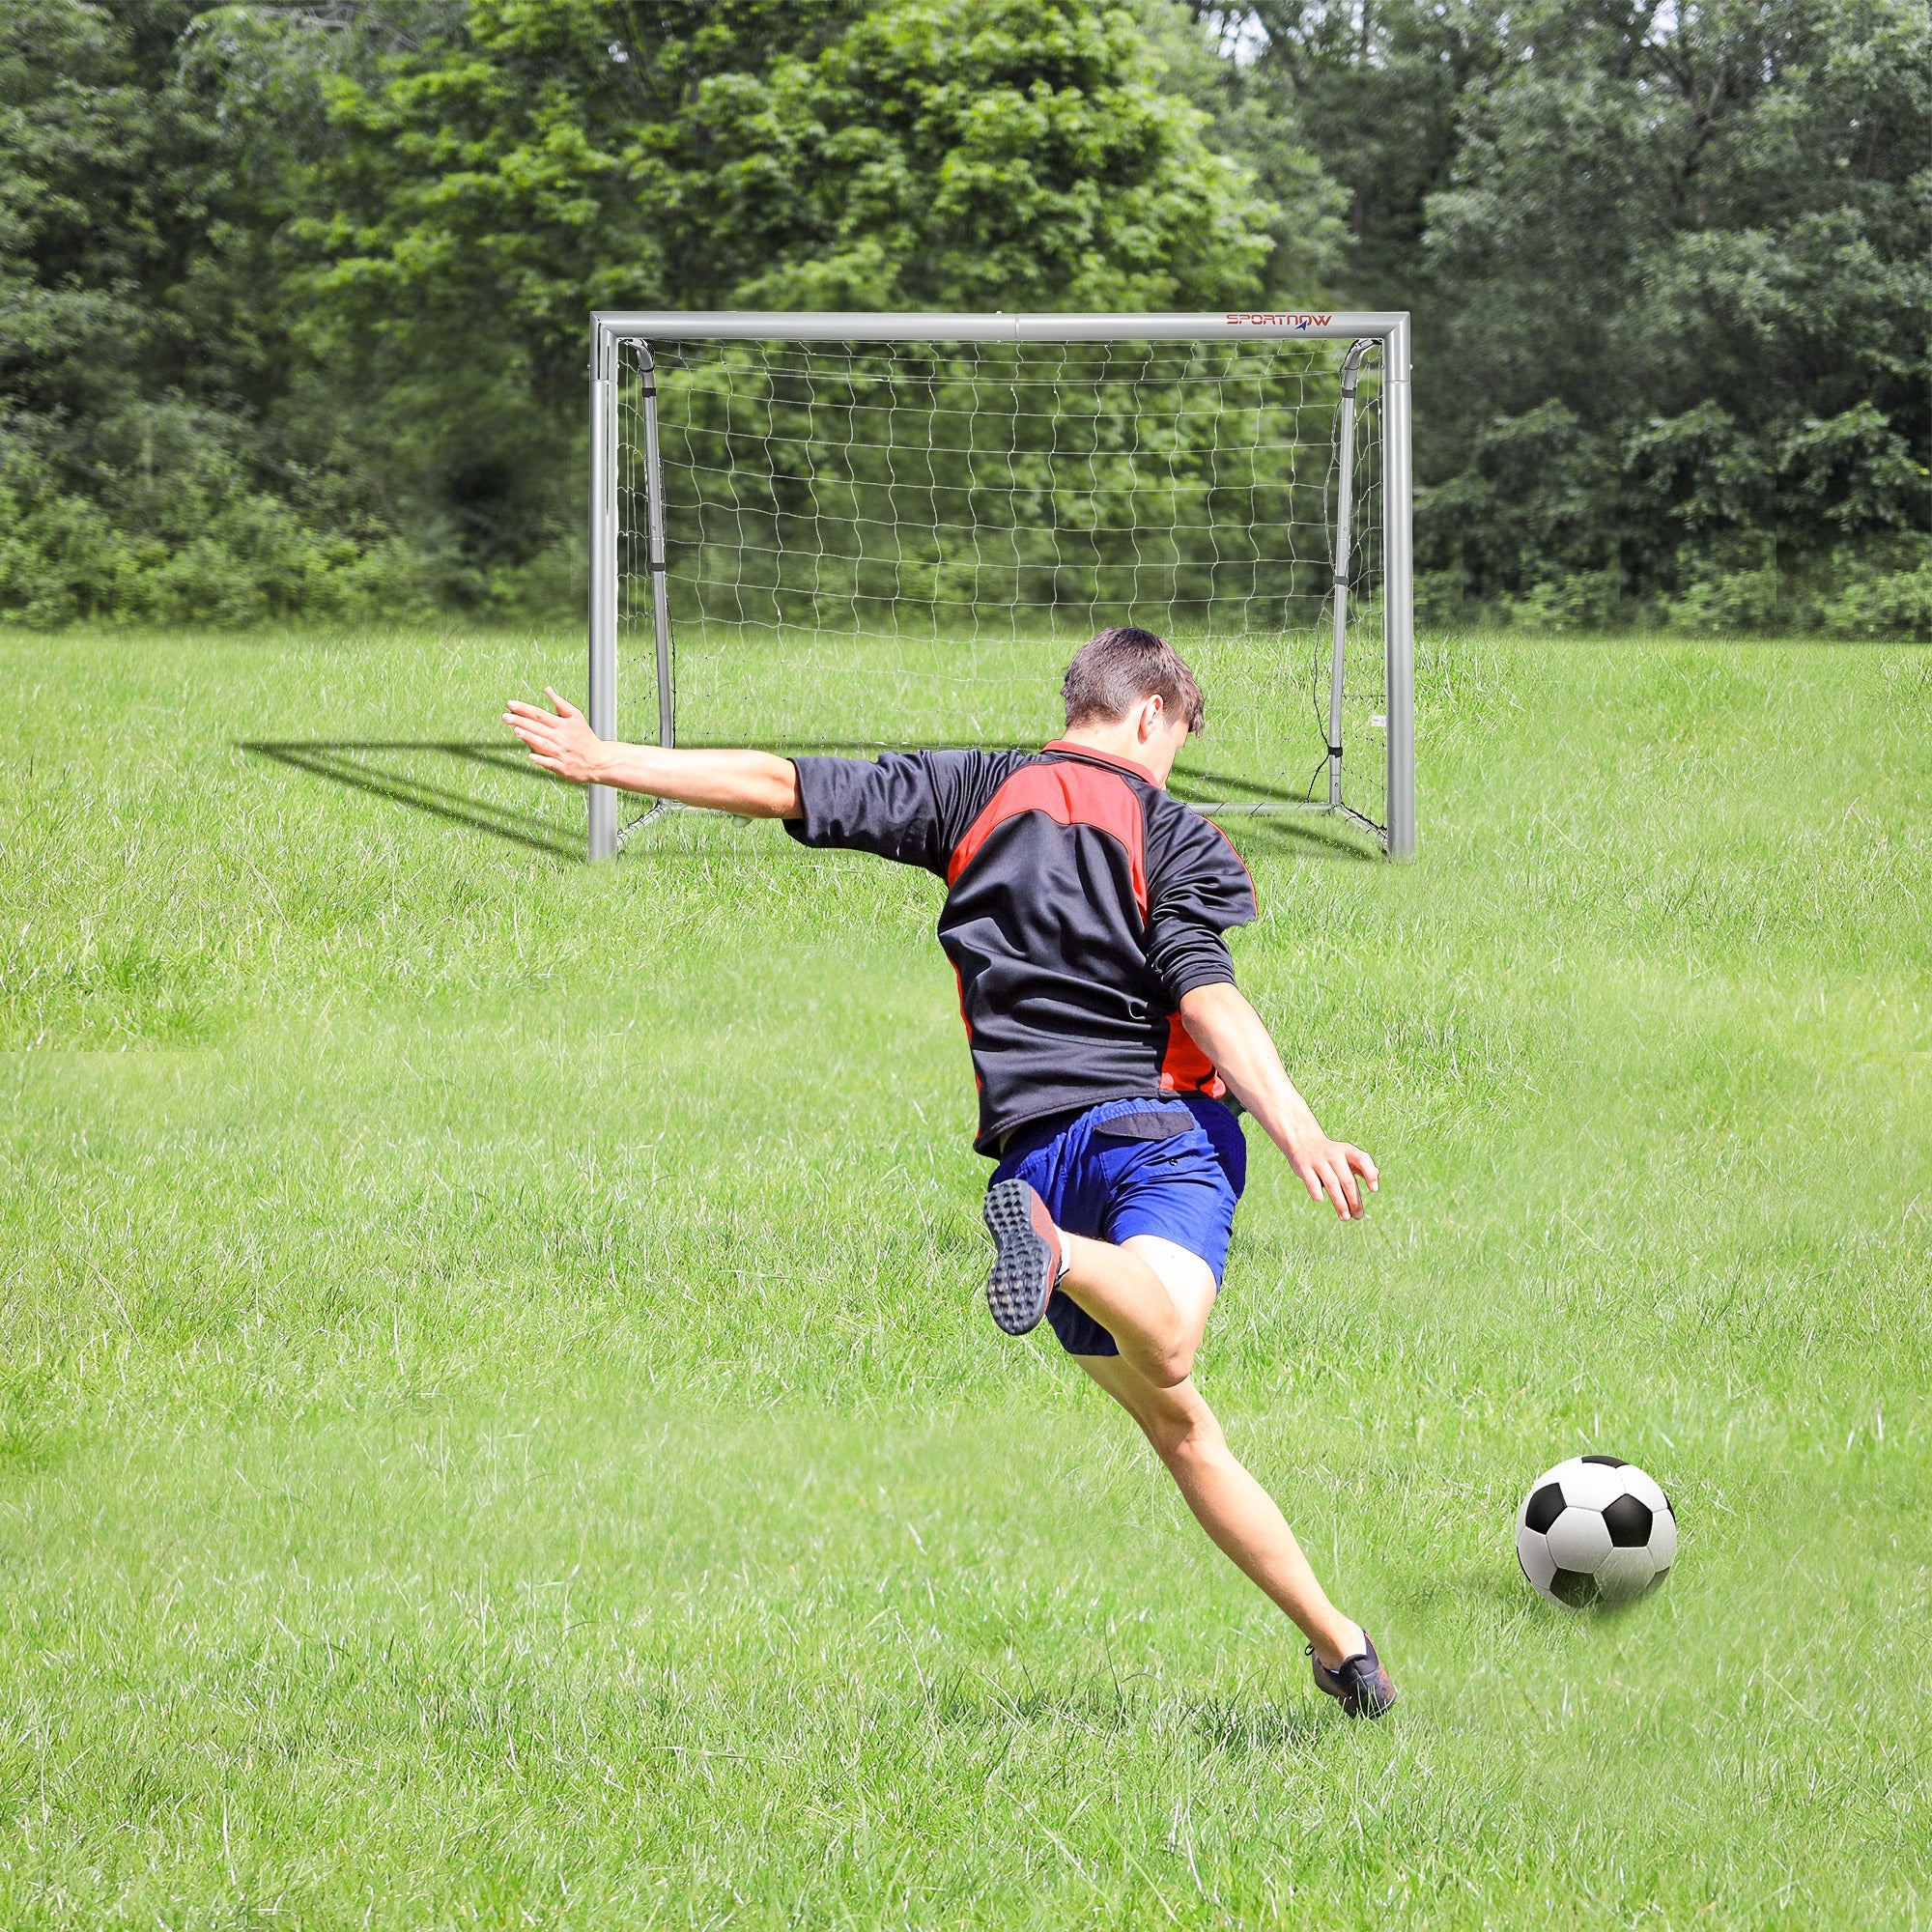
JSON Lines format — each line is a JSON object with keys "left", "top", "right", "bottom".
{"left": 983, "top": 1160, "right": 1396, "bottom": 1712}
{"left": 1075, "top": 1346, "right": 1368, "bottom": 1673}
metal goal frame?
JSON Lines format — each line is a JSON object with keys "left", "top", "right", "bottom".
{"left": 586, "top": 309, "right": 1414, "bottom": 861}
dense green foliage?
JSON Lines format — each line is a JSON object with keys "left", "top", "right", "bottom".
{"left": 2, "top": 0, "right": 1926, "bottom": 630}
{"left": 1222, "top": 0, "right": 1932, "bottom": 631}
{"left": 3, "top": 623, "right": 1928, "bottom": 1922}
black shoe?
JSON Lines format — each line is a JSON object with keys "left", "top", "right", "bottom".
{"left": 1310, "top": 1634, "right": 1398, "bottom": 1719}
{"left": 981, "top": 1179, "right": 1062, "bottom": 1336}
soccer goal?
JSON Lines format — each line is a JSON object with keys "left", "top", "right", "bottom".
{"left": 586, "top": 312, "right": 1413, "bottom": 861}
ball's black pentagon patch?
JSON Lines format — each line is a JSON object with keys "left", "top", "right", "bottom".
{"left": 1602, "top": 1493, "right": 1653, "bottom": 1548}
{"left": 1525, "top": 1483, "right": 1566, "bottom": 1534}
{"left": 1548, "top": 1568, "right": 1599, "bottom": 1608}
{"left": 1581, "top": 1454, "right": 1628, "bottom": 1467}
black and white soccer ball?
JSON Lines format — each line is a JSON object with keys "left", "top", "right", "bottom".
{"left": 1516, "top": 1455, "right": 1676, "bottom": 1609}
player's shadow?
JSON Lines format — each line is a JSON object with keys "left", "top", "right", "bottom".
{"left": 238, "top": 739, "right": 581, "bottom": 861}
{"left": 1188, "top": 1694, "right": 1336, "bottom": 1752}
{"left": 922, "top": 1675, "right": 1336, "bottom": 1752}
{"left": 682, "top": 738, "right": 1382, "bottom": 864}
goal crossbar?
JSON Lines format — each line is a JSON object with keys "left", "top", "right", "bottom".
{"left": 594, "top": 309, "right": 1410, "bottom": 345}
{"left": 587, "top": 310, "right": 1414, "bottom": 861}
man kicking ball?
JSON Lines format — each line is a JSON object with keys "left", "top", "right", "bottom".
{"left": 506, "top": 626, "right": 1397, "bottom": 1718}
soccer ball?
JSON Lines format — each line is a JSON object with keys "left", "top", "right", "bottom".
{"left": 1515, "top": 1455, "right": 1676, "bottom": 1609}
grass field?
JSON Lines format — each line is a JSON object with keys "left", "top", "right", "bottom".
{"left": 3, "top": 623, "right": 1929, "bottom": 1928}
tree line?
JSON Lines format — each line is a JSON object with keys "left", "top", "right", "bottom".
{"left": 2, "top": 0, "right": 1926, "bottom": 635}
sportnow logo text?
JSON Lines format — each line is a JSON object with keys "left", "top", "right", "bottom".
{"left": 1225, "top": 312, "right": 1333, "bottom": 329}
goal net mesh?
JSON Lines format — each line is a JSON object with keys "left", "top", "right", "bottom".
{"left": 615, "top": 337, "right": 1386, "bottom": 836}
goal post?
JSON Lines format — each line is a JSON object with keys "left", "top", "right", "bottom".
{"left": 586, "top": 310, "right": 1414, "bottom": 862}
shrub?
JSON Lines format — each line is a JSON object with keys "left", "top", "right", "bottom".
{"left": 0, "top": 412, "right": 450, "bottom": 629}
{"left": 1662, "top": 570, "right": 1784, "bottom": 636}
{"left": 1818, "top": 537, "right": 1932, "bottom": 641}
{"left": 1504, "top": 569, "right": 1630, "bottom": 635}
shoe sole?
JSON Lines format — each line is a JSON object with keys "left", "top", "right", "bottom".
{"left": 1311, "top": 1642, "right": 1399, "bottom": 1719}
{"left": 982, "top": 1179, "right": 1058, "bottom": 1336}
{"left": 1324, "top": 1678, "right": 1397, "bottom": 1719}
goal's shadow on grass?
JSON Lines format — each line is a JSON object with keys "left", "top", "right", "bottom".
{"left": 240, "top": 736, "right": 1381, "bottom": 867}
{"left": 1201, "top": 811, "right": 1383, "bottom": 865}
{"left": 239, "top": 739, "right": 581, "bottom": 862}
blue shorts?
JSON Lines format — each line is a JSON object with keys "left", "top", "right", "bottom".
{"left": 988, "top": 1094, "right": 1246, "bottom": 1357}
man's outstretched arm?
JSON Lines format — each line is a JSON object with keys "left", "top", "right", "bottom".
{"left": 1177, "top": 981, "right": 1379, "bottom": 1221}
{"left": 504, "top": 690, "right": 801, "bottom": 818}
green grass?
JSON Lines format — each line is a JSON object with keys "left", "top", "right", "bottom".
{"left": 2, "top": 622, "right": 1928, "bottom": 1928}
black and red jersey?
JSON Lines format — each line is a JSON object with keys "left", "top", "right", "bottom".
{"left": 785, "top": 740, "right": 1257, "bottom": 1154}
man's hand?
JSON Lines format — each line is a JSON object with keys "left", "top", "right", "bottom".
{"left": 504, "top": 690, "right": 607, "bottom": 785}
{"left": 1176, "top": 981, "right": 1379, "bottom": 1221}
{"left": 503, "top": 693, "right": 801, "bottom": 816}
{"left": 1277, "top": 1121, "right": 1379, "bottom": 1223}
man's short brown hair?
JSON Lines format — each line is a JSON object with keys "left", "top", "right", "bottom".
{"left": 1061, "top": 627, "right": 1205, "bottom": 735}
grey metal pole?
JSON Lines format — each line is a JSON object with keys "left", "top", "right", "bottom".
{"left": 592, "top": 309, "right": 1408, "bottom": 344}
{"left": 586, "top": 321, "right": 618, "bottom": 861}
{"left": 1327, "top": 340, "right": 1369, "bottom": 810}
{"left": 1382, "top": 316, "right": 1416, "bottom": 860}
{"left": 638, "top": 345, "right": 675, "bottom": 751}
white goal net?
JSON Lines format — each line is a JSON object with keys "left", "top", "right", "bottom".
{"left": 588, "top": 314, "right": 1412, "bottom": 860}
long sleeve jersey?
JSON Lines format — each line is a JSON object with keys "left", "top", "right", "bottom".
{"left": 784, "top": 739, "right": 1257, "bottom": 1154}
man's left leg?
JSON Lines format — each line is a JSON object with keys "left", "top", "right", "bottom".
{"left": 983, "top": 1185, "right": 1220, "bottom": 1386}
{"left": 982, "top": 1176, "right": 1201, "bottom": 1382}
{"left": 1056, "top": 1229, "right": 1201, "bottom": 1386}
